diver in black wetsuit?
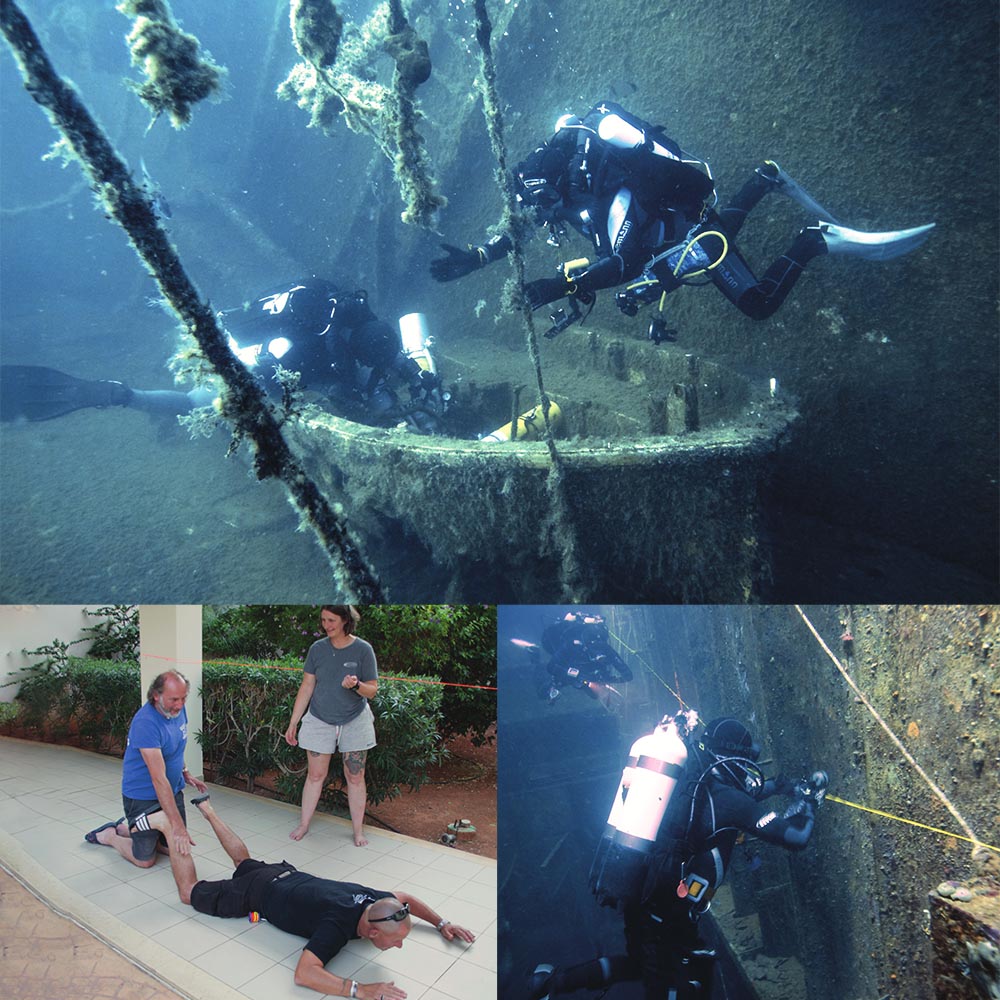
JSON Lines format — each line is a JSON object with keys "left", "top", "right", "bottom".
{"left": 431, "top": 101, "right": 934, "bottom": 338}
{"left": 538, "top": 611, "right": 633, "bottom": 701}
{"left": 1, "top": 279, "right": 445, "bottom": 431}
{"left": 528, "top": 714, "right": 828, "bottom": 1000}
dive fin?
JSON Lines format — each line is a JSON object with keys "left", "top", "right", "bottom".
{"left": 759, "top": 161, "right": 842, "bottom": 225}
{"left": 818, "top": 221, "right": 936, "bottom": 261}
{"left": 0, "top": 365, "right": 132, "bottom": 422}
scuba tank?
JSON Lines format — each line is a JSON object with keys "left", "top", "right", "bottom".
{"left": 589, "top": 710, "right": 699, "bottom": 909}
{"left": 481, "top": 401, "right": 562, "bottom": 442}
{"left": 398, "top": 312, "right": 436, "bottom": 374}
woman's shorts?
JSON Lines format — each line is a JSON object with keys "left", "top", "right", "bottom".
{"left": 298, "top": 702, "right": 377, "bottom": 755}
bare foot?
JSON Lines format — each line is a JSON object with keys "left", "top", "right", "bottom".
{"left": 289, "top": 824, "right": 309, "bottom": 841}
{"left": 354, "top": 832, "right": 368, "bottom": 847}
{"left": 95, "top": 827, "right": 118, "bottom": 847}
{"left": 115, "top": 822, "right": 129, "bottom": 838}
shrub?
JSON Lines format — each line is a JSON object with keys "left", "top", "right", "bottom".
{"left": 197, "top": 658, "right": 301, "bottom": 793}
{"left": 67, "top": 659, "right": 141, "bottom": 751}
{"left": 12, "top": 657, "right": 139, "bottom": 751}
{"left": 202, "top": 605, "right": 497, "bottom": 745}
{"left": 197, "top": 659, "right": 446, "bottom": 807}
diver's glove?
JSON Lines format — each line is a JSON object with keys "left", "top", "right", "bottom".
{"left": 430, "top": 243, "right": 484, "bottom": 282}
{"left": 525, "top": 275, "right": 570, "bottom": 310}
{"left": 794, "top": 770, "right": 829, "bottom": 808}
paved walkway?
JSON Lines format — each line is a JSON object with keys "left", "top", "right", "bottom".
{"left": 0, "top": 737, "right": 497, "bottom": 1000}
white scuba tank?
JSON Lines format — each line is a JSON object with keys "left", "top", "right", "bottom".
{"left": 590, "top": 711, "right": 697, "bottom": 908}
{"left": 597, "top": 113, "right": 680, "bottom": 162}
{"left": 398, "top": 312, "right": 436, "bottom": 374}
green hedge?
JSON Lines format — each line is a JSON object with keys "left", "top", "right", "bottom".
{"left": 12, "top": 657, "right": 140, "bottom": 751}
{"left": 8, "top": 657, "right": 446, "bottom": 809}
{"left": 200, "top": 659, "right": 446, "bottom": 807}
{"left": 202, "top": 605, "right": 497, "bottom": 744}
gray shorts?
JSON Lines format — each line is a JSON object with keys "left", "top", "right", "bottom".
{"left": 122, "top": 790, "right": 186, "bottom": 862}
{"left": 298, "top": 702, "right": 376, "bottom": 755}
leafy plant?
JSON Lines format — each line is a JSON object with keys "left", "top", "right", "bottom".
{"left": 81, "top": 606, "right": 139, "bottom": 661}
{"left": 12, "top": 657, "right": 139, "bottom": 750}
{"left": 196, "top": 658, "right": 301, "bottom": 793}
{"left": 272, "top": 672, "right": 447, "bottom": 808}
{"left": 67, "top": 659, "right": 141, "bottom": 751}
{"left": 201, "top": 605, "right": 498, "bottom": 744}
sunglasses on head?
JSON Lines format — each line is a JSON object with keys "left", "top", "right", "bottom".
{"left": 369, "top": 902, "right": 410, "bottom": 923}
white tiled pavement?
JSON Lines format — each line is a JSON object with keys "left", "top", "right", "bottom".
{"left": 0, "top": 737, "right": 497, "bottom": 1000}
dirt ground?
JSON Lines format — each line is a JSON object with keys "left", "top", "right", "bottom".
{"left": 365, "top": 731, "right": 497, "bottom": 860}
{"left": 235, "top": 730, "right": 498, "bottom": 860}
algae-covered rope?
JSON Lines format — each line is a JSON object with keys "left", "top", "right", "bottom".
{"left": 0, "top": 0, "right": 384, "bottom": 602}
{"left": 471, "top": 0, "right": 585, "bottom": 599}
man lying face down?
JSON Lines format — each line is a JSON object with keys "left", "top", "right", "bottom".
{"left": 135, "top": 795, "right": 476, "bottom": 999}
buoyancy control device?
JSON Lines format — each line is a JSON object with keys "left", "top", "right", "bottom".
{"left": 589, "top": 709, "right": 700, "bottom": 909}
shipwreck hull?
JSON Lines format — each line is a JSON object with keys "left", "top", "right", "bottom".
{"left": 285, "top": 329, "right": 796, "bottom": 602}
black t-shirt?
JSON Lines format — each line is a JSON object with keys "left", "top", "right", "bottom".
{"left": 261, "top": 874, "right": 394, "bottom": 964}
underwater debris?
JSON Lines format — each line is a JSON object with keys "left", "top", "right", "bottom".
{"left": 116, "top": 0, "right": 227, "bottom": 129}
{"left": 279, "top": 0, "right": 444, "bottom": 227}
{"left": 1, "top": 0, "right": 383, "bottom": 601}
{"left": 290, "top": 0, "right": 343, "bottom": 69}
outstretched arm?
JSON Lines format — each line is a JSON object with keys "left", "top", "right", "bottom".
{"left": 430, "top": 233, "right": 514, "bottom": 282}
{"left": 394, "top": 891, "right": 476, "bottom": 943}
{"left": 139, "top": 747, "right": 194, "bottom": 856}
{"left": 294, "top": 950, "right": 406, "bottom": 999}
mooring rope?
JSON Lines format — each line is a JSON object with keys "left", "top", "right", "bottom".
{"left": 471, "top": 0, "right": 585, "bottom": 599}
{"left": 0, "top": 0, "right": 384, "bottom": 602}
{"left": 794, "top": 605, "right": 985, "bottom": 854}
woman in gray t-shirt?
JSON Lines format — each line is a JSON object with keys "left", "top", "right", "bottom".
{"left": 284, "top": 605, "right": 379, "bottom": 845}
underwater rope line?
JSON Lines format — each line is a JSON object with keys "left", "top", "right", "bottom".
{"left": 140, "top": 652, "right": 497, "bottom": 690}
{"left": 825, "top": 794, "right": 1000, "bottom": 854}
{"left": 606, "top": 627, "right": 690, "bottom": 710}
{"left": 0, "top": 0, "right": 384, "bottom": 602}
{"left": 793, "top": 605, "right": 988, "bottom": 855}
{"left": 471, "top": 0, "right": 585, "bottom": 600}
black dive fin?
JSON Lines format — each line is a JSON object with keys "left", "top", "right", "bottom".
{"left": 0, "top": 365, "right": 131, "bottom": 422}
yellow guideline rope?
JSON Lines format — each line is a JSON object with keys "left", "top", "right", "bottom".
{"left": 794, "top": 605, "right": 989, "bottom": 856}
{"left": 826, "top": 794, "right": 1000, "bottom": 854}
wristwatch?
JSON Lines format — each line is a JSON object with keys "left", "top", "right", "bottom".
{"left": 349, "top": 980, "right": 358, "bottom": 998}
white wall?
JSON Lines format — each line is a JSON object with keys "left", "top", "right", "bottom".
{"left": 139, "top": 605, "right": 203, "bottom": 779}
{"left": 0, "top": 605, "right": 93, "bottom": 701}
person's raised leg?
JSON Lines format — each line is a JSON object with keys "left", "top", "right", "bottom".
{"left": 191, "top": 795, "right": 250, "bottom": 866}
{"left": 138, "top": 809, "right": 199, "bottom": 904}
{"left": 343, "top": 750, "right": 368, "bottom": 847}
{"left": 290, "top": 750, "right": 332, "bottom": 841}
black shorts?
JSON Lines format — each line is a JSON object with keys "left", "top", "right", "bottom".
{"left": 122, "top": 791, "right": 186, "bottom": 862}
{"left": 190, "top": 860, "right": 297, "bottom": 919}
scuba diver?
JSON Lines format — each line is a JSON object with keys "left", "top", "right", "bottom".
{"left": 1, "top": 278, "right": 446, "bottom": 433}
{"left": 528, "top": 711, "right": 828, "bottom": 999}
{"left": 430, "top": 101, "right": 935, "bottom": 341}
{"left": 512, "top": 611, "right": 634, "bottom": 703}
